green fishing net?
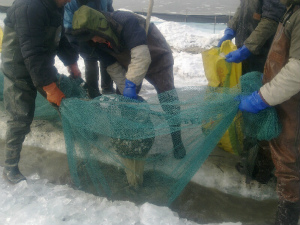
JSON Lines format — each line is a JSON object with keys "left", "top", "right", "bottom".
{"left": 0, "top": 70, "right": 281, "bottom": 205}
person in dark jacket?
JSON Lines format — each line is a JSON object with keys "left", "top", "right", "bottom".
{"left": 219, "top": 0, "right": 286, "bottom": 73}
{"left": 72, "top": 6, "right": 186, "bottom": 159}
{"left": 218, "top": 0, "right": 286, "bottom": 184}
{"left": 64, "top": 0, "right": 115, "bottom": 98}
{"left": 239, "top": 1, "right": 300, "bottom": 223}
{"left": 0, "top": 0, "right": 80, "bottom": 184}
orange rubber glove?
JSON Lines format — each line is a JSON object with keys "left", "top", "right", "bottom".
{"left": 67, "top": 62, "right": 81, "bottom": 78}
{"left": 43, "top": 82, "right": 65, "bottom": 106}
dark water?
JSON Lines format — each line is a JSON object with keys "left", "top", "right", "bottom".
{"left": 113, "top": 0, "right": 240, "bottom": 15}
{"left": 0, "top": 140, "right": 278, "bottom": 225}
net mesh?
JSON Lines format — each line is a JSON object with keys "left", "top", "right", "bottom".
{"left": 0, "top": 70, "right": 281, "bottom": 205}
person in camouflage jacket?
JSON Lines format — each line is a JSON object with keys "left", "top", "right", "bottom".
{"left": 239, "top": 1, "right": 300, "bottom": 224}
{"left": 219, "top": 0, "right": 286, "bottom": 185}
{"left": 219, "top": 0, "right": 286, "bottom": 73}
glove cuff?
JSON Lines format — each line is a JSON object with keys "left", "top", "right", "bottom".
{"left": 125, "top": 79, "right": 137, "bottom": 88}
{"left": 240, "top": 45, "right": 251, "bottom": 59}
{"left": 123, "top": 79, "right": 138, "bottom": 99}
{"left": 43, "top": 82, "right": 57, "bottom": 93}
{"left": 224, "top": 27, "right": 236, "bottom": 38}
{"left": 252, "top": 91, "right": 270, "bottom": 111}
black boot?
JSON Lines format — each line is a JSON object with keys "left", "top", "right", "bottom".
{"left": 236, "top": 140, "right": 274, "bottom": 184}
{"left": 158, "top": 92, "right": 186, "bottom": 159}
{"left": 275, "top": 201, "right": 300, "bottom": 225}
{"left": 84, "top": 60, "right": 102, "bottom": 98}
{"left": 252, "top": 141, "right": 274, "bottom": 184}
{"left": 171, "top": 130, "right": 186, "bottom": 159}
{"left": 4, "top": 145, "right": 26, "bottom": 184}
{"left": 3, "top": 165, "right": 26, "bottom": 184}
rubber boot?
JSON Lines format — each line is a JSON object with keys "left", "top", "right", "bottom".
{"left": 275, "top": 201, "right": 300, "bottom": 225}
{"left": 84, "top": 59, "right": 101, "bottom": 98}
{"left": 158, "top": 92, "right": 186, "bottom": 159}
{"left": 236, "top": 139, "right": 274, "bottom": 184}
{"left": 3, "top": 166, "right": 26, "bottom": 184}
{"left": 3, "top": 146, "right": 26, "bottom": 184}
{"left": 252, "top": 140, "right": 274, "bottom": 184}
{"left": 171, "top": 130, "right": 186, "bottom": 159}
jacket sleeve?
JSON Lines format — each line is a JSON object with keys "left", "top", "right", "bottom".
{"left": 244, "top": 0, "right": 286, "bottom": 54}
{"left": 121, "top": 17, "right": 151, "bottom": 85}
{"left": 244, "top": 18, "right": 279, "bottom": 54}
{"left": 260, "top": 11, "right": 300, "bottom": 105}
{"left": 56, "top": 32, "right": 78, "bottom": 66}
{"left": 227, "top": 5, "right": 241, "bottom": 32}
{"left": 260, "top": 58, "right": 300, "bottom": 105}
{"left": 17, "top": 4, "right": 58, "bottom": 87}
{"left": 122, "top": 17, "right": 147, "bottom": 50}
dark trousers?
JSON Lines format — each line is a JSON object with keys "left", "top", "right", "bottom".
{"left": 3, "top": 75, "right": 36, "bottom": 167}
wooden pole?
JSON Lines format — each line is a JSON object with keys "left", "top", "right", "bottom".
{"left": 145, "top": 0, "right": 154, "bottom": 35}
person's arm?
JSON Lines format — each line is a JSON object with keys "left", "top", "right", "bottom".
{"left": 244, "top": 18, "right": 280, "bottom": 55}
{"left": 260, "top": 58, "right": 300, "bottom": 105}
{"left": 227, "top": 5, "right": 241, "bottom": 32}
{"left": 239, "top": 58, "right": 300, "bottom": 112}
{"left": 15, "top": 3, "right": 67, "bottom": 105}
{"left": 119, "top": 17, "right": 151, "bottom": 99}
{"left": 121, "top": 17, "right": 151, "bottom": 87}
{"left": 61, "top": 1, "right": 81, "bottom": 77}
{"left": 240, "top": 12, "right": 300, "bottom": 112}
{"left": 226, "top": 0, "right": 286, "bottom": 63}
{"left": 217, "top": 6, "right": 240, "bottom": 47}
{"left": 260, "top": 10, "right": 300, "bottom": 106}
{"left": 17, "top": 3, "right": 58, "bottom": 87}
{"left": 57, "top": 32, "right": 78, "bottom": 67}
{"left": 244, "top": 0, "right": 286, "bottom": 54}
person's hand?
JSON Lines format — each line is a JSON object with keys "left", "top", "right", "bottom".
{"left": 123, "top": 79, "right": 137, "bottom": 99}
{"left": 225, "top": 45, "right": 251, "bottom": 63}
{"left": 43, "top": 82, "right": 65, "bottom": 106}
{"left": 217, "top": 27, "right": 236, "bottom": 47}
{"left": 238, "top": 91, "right": 270, "bottom": 113}
{"left": 67, "top": 62, "right": 81, "bottom": 78}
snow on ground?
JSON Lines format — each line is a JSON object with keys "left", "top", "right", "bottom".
{"left": 0, "top": 170, "right": 204, "bottom": 225}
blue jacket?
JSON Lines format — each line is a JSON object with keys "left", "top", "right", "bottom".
{"left": 64, "top": 0, "right": 113, "bottom": 60}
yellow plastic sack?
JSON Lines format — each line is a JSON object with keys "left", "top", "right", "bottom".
{"left": 202, "top": 40, "right": 243, "bottom": 155}
{"left": 0, "top": 26, "right": 3, "bottom": 53}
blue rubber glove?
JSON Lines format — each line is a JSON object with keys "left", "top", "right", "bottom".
{"left": 217, "top": 28, "right": 236, "bottom": 47}
{"left": 225, "top": 45, "right": 251, "bottom": 63}
{"left": 123, "top": 79, "right": 138, "bottom": 99}
{"left": 239, "top": 91, "right": 270, "bottom": 114}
